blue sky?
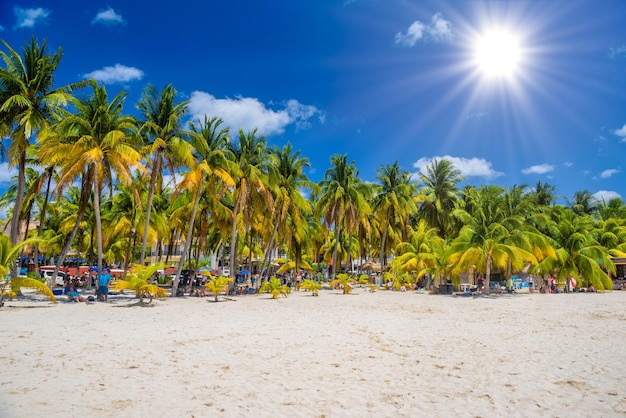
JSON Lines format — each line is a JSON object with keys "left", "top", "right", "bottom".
{"left": 1, "top": 0, "right": 625, "bottom": 204}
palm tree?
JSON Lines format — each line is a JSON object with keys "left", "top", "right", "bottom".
{"left": 0, "top": 38, "right": 85, "bottom": 254}
{"left": 449, "top": 187, "right": 547, "bottom": 294}
{"left": 568, "top": 190, "right": 600, "bottom": 217}
{"left": 372, "top": 161, "right": 416, "bottom": 272}
{"left": 258, "top": 143, "right": 313, "bottom": 282}
{"left": 0, "top": 234, "right": 56, "bottom": 306}
{"left": 40, "top": 82, "right": 142, "bottom": 286}
{"left": 112, "top": 262, "right": 167, "bottom": 304}
{"left": 136, "top": 84, "right": 191, "bottom": 265}
{"left": 228, "top": 129, "right": 271, "bottom": 281}
{"left": 538, "top": 206, "right": 614, "bottom": 291}
{"left": 170, "top": 116, "right": 234, "bottom": 297}
{"left": 530, "top": 180, "right": 557, "bottom": 208}
{"left": 417, "top": 158, "right": 463, "bottom": 239}
{"left": 317, "top": 155, "right": 370, "bottom": 279}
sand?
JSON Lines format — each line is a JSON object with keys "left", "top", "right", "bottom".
{"left": 1, "top": 288, "right": 625, "bottom": 417}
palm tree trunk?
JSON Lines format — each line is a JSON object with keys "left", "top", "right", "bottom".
{"left": 50, "top": 170, "right": 92, "bottom": 288}
{"left": 9, "top": 152, "right": 27, "bottom": 276}
{"left": 331, "top": 220, "right": 341, "bottom": 280}
{"left": 484, "top": 253, "right": 492, "bottom": 295}
{"left": 93, "top": 169, "right": 104, "bottom": 277}
{"left": 172, "top": 178, "right": 203, "bottom": 297}
{"left": 260, "top": 216, "right": 279, "bottom": 283}
{"left": 229, "top": 198, "right": 240, "bottom": 281}
{"left": 379, "top": 222, "right": 388, "bottom": 273}
{"left": 140, "top": 152, "right": 161, "bottom": 265}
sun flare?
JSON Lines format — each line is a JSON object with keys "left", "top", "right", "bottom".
{"left": 474, "top": 30, "right": 521, "bottom": 78}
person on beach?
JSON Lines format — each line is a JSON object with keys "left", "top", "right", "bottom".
{"left": 98, "top": 268, "right": 111, "bottom": 301}
{"left": 68, "top": 285, "right": 88, "bottom": 302}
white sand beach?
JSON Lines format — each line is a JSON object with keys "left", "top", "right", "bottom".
{"left": 1, "top": 288, "right": 625, "bottom": 417}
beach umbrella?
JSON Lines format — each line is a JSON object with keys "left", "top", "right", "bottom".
{"left": 239, "top": 270, "right": 250, "bottom": 275}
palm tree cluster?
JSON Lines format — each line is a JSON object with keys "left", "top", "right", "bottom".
{"left": 1, "top": 38, "right": 625, "bottom": 297}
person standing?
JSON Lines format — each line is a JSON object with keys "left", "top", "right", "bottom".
{"left": 98, "top": 268, "right": 111, "bottom": 301}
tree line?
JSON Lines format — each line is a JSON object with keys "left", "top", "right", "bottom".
{"left": 1, "top": 38, "right": 625, "bottom": 296}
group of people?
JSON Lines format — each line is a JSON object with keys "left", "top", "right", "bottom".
{"left": 65, "top": 268, "right": 112, "bottom": 303}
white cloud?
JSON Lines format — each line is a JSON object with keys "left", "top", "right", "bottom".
{"left": 14, "top": 7, "right": 50, "bottom": 28}
{"left": 188, "top": 92, "right": 324, "bottom": 137}
{"left": 0, "top": 162, "right": 17, "bottom": 184}
{"left": 395, "top": 13, "right": 453, "bottom": 47}
{"left": 521, "top": 164, "right": 555, "bottom": 175}
{"left": 92, "top": 7, "right": 125, "bottom": 26}
{"left": 412, "top": 155, "right": 503, "bottom": 180}
{"left": 599, "top": 168, "right": 619, "bottom": 179}
{"left": 609, "top": 45, "right": 626, "bottom": 59}
{"left": 593, "top": 190, "right": 621, "bottom": 202}
{"left": 563, "top": 161, "right": 573, "bottom": 167}
{"left": 614, "top": 123, "right": 626, "bottom": 142}
{"left": 84, "top": 64, "right": 144, "bottom": 84}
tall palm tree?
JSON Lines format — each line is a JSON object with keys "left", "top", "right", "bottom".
{"left": 417, "top": 158, "right": 463, "bottom": 239}
{"left": 40, "top": 82, "right": 142, "bottom": 285}
{"left": 568, "top": 190, "right": 600, "bottom": 217}
{"left": 170, "top": 116, "right": 233, "bottom": 296}
{"left": 258, "top": 143, "right": 313, "bottom": 281}
{"left": 0, "top": 38, "right": 85, "bottom": 251}
{"left": 228, "top": 129, "right": 271, "bottom": 281}
{"left": 530, "top": 180, "right": 557, "bottom": 208}
{"left": 317, "top": 155, "right": 370, "bottom": 279}
{"left": 136, "top": 84, "right": 191, "bottom": 265}
{"left": 372, "top": 161, "right": 416, "bottom": 271}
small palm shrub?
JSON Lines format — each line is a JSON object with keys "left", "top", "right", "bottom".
{"left": 301, "top": 279, "right": 322, "bottom": 296}
{"left": 205, "top": 276, "right": 232, "bottom": 302}
{"left": 330, "top": 273, "right": 356, "bottom": 294}
{"left": 113, "top": 263, "right": 167, "bottom": 304}
{"left": 259, "top": 277, "right": 290, "bottom": 299}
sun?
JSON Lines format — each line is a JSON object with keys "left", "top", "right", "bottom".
{"left": 473, "top": 30, "right": 521, "bottom": 78}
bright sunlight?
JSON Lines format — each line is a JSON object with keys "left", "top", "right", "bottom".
{"left": 473, "top": 30, "right": 521, "bottom": 78}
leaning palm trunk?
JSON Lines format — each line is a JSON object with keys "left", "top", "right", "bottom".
{"left": 50, "top": 171, "right": 92, "bottom": 288}
{"left": 331, "top": 220, "right": 341, "bottom": 280}
{"left": 379, "top": 222, "right": 388, "bottom": 273}
{"left": 33, "top": 167, "right": 54, "bottom": 277}
{"left": 171, "top": 178, "right": 202, "bottom": 297}
{"left": 259, "top": 217, "right": 279, "bottom": 285}
{"left": 229, "top": 198, "right": 240, "bottom": 281}
{"left": 140, "top": 152, "right": 161, "bottom": 265}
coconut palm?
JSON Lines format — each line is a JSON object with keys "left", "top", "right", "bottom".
{"left": 40, "top": 82, "right": 142, "bottom": 286}
{"left": 529, "top": 180, "right": 557, "bottom": 208}
{"left": 112, "top": 262, "right": 167, "bottom": 304}
{"left": 170, "top": 116, "right": 233, "bottom": 296}
{"left": 259, "top": 276, "right": 290, "bottom": 299}
{"left": 317, "top": 155, "right": 370, "bottom": 279}
{"left": 0, "top": 234, "right": 56, "bottom": 306}
{"left": 372, "top": 161, "right": 416, "bottom": 271}
{"left": 259, "top": 143, "right": 314, "bottom": 281}
{"left": 300, "top": 278, "right": 322, "bottom": 296}
{"left": 136, "top": 84, "right": 191, "bottom": 265}
{"left": 0, "top": 38, "right": 85, "bottom": 255}
{"left": 449, "top": 186, "right": 545, "bottom": 294}
{"left": 228, "top": 129, "right": 271, "bottom": 281}
{"left": 417, "top": 158, "right": 463, "bottom": 239}
{"left": 568, "top": 190, "right": 600, "bottom": 217}
{"left": 205, "top": 276, "right": 232, "bottom": 302}
{"left": 538, "top": 206, "right": 614, "bottom": 291}
{"left": 329, "top": 272, "right": 356, "bottom": 294}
